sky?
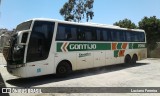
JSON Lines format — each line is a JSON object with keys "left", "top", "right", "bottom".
{"left": 0, "top": 0, "right": 160, "bottom": 30}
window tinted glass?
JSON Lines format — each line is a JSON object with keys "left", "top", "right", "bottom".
{"left": 56, "top": 24, "right": 97, "bottom": 41}
{"left": 111, "top": 30, "right": 120, "bottom": 41}
{"left": 96, "top": 29, "right": 102, "bottom": 41}
{"left": 56, "top": 24, "right": 77, "bottom": 41}
{"left": 27, "top": 21, "right": 54, "bottom": 62}
{"left": 125, "top": 31, "right": 145, "bottom": 42}
{"left": 97, "top": 28, "right": 111, "bottom": 41}
{"left": 56, "top": 25, "right": 65, "bottom": 40}
{"left": 56, "top": 23, "right": 145, "bottom": 42}
{"left": 138, "top": 32, "right": 145, "bottom": 42}
{"left": 70, "top": 27, "right": 77, "bottom": 40}
{"left": 83, "top": 27, "right": 96, "bottom": 41}
{"left": 102, "top": 30, "right": 108, "bottom": 41}
{"left": 119, "top": 31, "right": 125, "bottom": 41}
{"left": 85, "top": 29, "right": 92, "bottom": 41}
{"left": 130, "top": 32, "right": 145, "bottom": 42}
{"left": 131, "top": 32, "right": 138, "bottom": 42}
{"left": 126, "top": 31, "right": 131, "bottom": 42}
{"left": 77, "top": 26, "right": 97, "bottom": 41}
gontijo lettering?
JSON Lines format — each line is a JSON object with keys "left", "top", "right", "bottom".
{"left": 70, "top": 44, "right": 96, "bottom": 50}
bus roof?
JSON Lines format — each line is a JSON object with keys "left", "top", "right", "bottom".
{"left": 27, "top": 18, "right": 145, "bottom": 32}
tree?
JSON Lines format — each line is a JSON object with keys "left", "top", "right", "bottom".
{"left": 139, "top": 16, "right": 160, "bottom": 52}
{"left": 60, "top": 0, "right": 94, "bottom": 22}
{"left": 113, "top": 18, "right": 137, "bottom": 29}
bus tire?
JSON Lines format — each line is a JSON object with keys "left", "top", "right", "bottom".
{"left": 131, "top": 54, "right": 138, "bottom": 64}
{"left": 56, "top": 61, "right": 72, "bottom": 77}
{"left": 124, "top": 55, "right": 131, "bottom": 65}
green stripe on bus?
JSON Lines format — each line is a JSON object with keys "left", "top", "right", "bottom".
{"left": 57, "top": 42, "right": 146, "bottom": 52}
{"left": 129, "top": 43, "right": 133, "bottom": 49}
{"left": 133, "top": 43, "right": 146, "bottom": 49}
{"left": 129, "top": 43, "right": 146, "bottom": 49}
{"left": 117, "top": 43, "right": 122, "bottom": 49}
{"left": 114, "top": 50, "right": 119, "bottom": 57}
{"left": 57, "top": 42, "right": 111, "bottom": 52}
{"left": 57, "top": 43, "right": 63, "bottom": 52}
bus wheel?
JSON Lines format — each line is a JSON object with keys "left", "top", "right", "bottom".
{"left": 56, "top": 61, "right": 72, "bottom": 77}
{"left": 131, "top": 54, "right": 138, "bottom": 64}
{"left": 124, "top": 55, "right": 131, "bottom": 65}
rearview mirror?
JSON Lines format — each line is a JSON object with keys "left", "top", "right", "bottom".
{"left": 17, "top": 30, "right": 30, "bottom": 45}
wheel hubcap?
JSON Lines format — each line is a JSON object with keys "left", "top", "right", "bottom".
{"left": 59, "top": 67, "right": 66, "bottom": 73}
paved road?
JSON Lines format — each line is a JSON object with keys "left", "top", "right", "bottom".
{"left": 0, "top": 53, "right": 160, "bottom": 96}
{"left": 0, "top": 54, "right": 9, "bottom": 96}
{"left": 0, "top": 53, "right": 6, "bottom": 65}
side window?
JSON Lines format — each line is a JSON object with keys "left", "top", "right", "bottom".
{"left": 56, "top": 24, "right": 77, "bottom": 41}
{"left": 84, "top": 28, "right": 92, "bottom": 41}
{"left": 119, "top": 31, "right": 125, "bottom": 41}
{"left": 107, "top": 29, "right": 112, "bottom": 41}
{"left": 135, "top": 32, "right": 139, "bottom": 42}
{"left": 56, "top": 25, "right": 65, "bottom": 40}
{"left": 126, "top": 31, "right": 131, "bottom": 42}
{"left": 91, "top": 28, "right": 97, "bottom": 41}
{"left": 77, "top": 26, "right": 96, "bottom": 41}
{"left": 65, "top": 26, "right": 77, "bottom": 40}
{"left": 96, "top": 29, "right": 102, "bottom": 41}
{"left": 77, "top": 27, "right": 85, "bottom": 40}
{"left": 131, "top": 32, "right": 139, "bottom": 42}
{"left": 111, "top": 30, "right": 120, "bottom": 41}
{"left": 131, "top": 32, "right": 135, "bottom": 42}
{"left": 117, "top": 31, "right": 120, "bottom": 41}
{"left": 102, "top": 29, "right": 108, "bottom": 41}
{"left": 138, "top": 32, "right": 145, "bottom": 42}
{"left": 70, "top": 27, "right": 77, "bottom": 40}
{"left": 101, "top": 29, "right": 112, "bottom": 41}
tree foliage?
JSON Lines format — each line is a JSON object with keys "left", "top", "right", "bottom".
{"left": 139, "top": 16, "right": 160, "bottom": 50}
{"left": 60, "top": 0, "right": 94, "bottom": 22}
{"left": 113, "top": 18, "right": 137, "bottom": 29}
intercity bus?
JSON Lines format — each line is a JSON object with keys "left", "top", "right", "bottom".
{"left": 3, "top": 18, "right": 147, "bottom": 78}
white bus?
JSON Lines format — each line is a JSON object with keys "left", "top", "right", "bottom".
{"left": 3, "top": 18, "right": 147, "bottom": 78}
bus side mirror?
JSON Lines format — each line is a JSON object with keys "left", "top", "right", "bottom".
{"left": 18, "top": 31, "right": 30, "bottom": 45}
